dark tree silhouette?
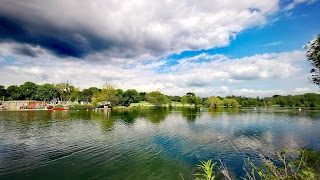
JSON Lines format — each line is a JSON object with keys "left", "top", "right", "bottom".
{"left": 306, "top": 35, "right": 320, "bottom": 90}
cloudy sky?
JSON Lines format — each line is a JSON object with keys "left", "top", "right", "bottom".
{"left": 0, "top": 0, "right": 319, "bottom": 97}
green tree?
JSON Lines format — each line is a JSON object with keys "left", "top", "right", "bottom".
{"left": 266, "top": 101, "right": 273, "bottom": 107}
{"left": 223, "top": 98, "right": 232, "bottom": 107}
{"left": 88, "top": 87, "right": 101, "bottom": 94}
{"left": 306, "top": 35, "right": 320, "bottom": 89}
{"left": 186, "top": 92, "right": 195, "bottom": 96}
{"left": 79, "top": 88, "right": 94, "bottom": 103}
{"left": 194, "top": 96, "right": 203, "bottom": 107}
{"left": 0, "top": 85, "right": 7, "bottom": 100}
{"left": 146, "top": 91, "right": 169, "bottom": 108}
{"left": 139, "top": 92, "right": 147, "bottom": 101}
{"left": 34, "top": 84, "right": 58, "bottom": 101}
{"left": 54, "top": 83, "right": 77, "bottom": 102}
{"left": 70, "top": 88, "right": 80, "bottom": 102}
{"left": 116, "top": 89, "right": 124, "bottom": 106}
{"left": 55, "top": 83, "right": 68, "bottom": 101}
{"left": 279, "top": 96, "right": 288, "bottom": 107}
{"left": 208, "top": 96, "right": 222, "bottom": 108}
{"left": 20, "top": 81, "right": 38, "bottom": 100}
{"left": 93, "top": 84, "right": 117, "bottom": 107}
{"left": 122, "top": 89, "right": 140, "bottom": 106}
{"left": 303, "top": 93, "right": 320, "bottom": 107}
{"left": 181, "top": 96, "right": 188, "bottom": 106}
{"left": 287, "top": 95, "right": 296, "bottom": 107}
{"left": 248, "top": 98, "right": 259, "bottom": 106}
{"left": 186, "top": 92, "right": 196, "bottom": 105}
{"left": 7, "top": 85, "right": 22, "bottom": 100}
{"left": 241, "top": 100, "right": 249, "bottom": 107}
{"left": 230, "top": 99, "right": 239, "bottom": 107}
{"left": 223, "top": 98, "right": 239, "bottom": 108}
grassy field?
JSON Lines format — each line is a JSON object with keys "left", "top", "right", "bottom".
{"left": 170, "top": 101, "right": 194, "bottom": 107}
{"left": 129, "top": 101, "right": 155, "bottom": 107}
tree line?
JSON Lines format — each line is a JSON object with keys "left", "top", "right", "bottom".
{"left": 0, "top": 81, "right": 319, "bottom": 108}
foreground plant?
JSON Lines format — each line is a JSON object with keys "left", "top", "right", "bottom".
{"left": 194, "top": 159, "right": 217, "bottom": 180}
{"left": 193, "top": 148, "right": 319, "bottom": 180}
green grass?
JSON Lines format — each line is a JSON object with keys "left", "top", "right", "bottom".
{"left": 129, "top": 101, "right": 155, "bottom": 107}
{"left": 170, "top": 101, "right": 194, "bottom": 107}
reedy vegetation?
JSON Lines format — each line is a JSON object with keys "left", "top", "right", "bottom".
{"left": 194, "top": 148, "right": 320, "bottom": 180}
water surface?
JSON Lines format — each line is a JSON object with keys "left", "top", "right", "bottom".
{"left": 0, "top": 108, "right": 319, "bottom": 179}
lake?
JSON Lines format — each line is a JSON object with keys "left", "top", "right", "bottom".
{"left": 0, "top": 108, "right": 320, "bottom": 179}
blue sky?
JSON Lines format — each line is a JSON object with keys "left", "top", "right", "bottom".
{"left": 0, "top": 0, "right": 319, "bottom": 97}
{"left": 170, "top": 1, "right": 320, "bottom": 59}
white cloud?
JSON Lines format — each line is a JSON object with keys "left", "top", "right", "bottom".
{"left": 0, "top": 49, "right": 317, "bottom": 97}
{"left": 293, "top": 87, "right": 312, "bottom": 94}
{"left": 283, "top": 0, "right": 317, "bottom": 10}
{"left": 0, "top": 0, "right": 280, "bottom": 59}
{"left": 167, "top": 50, "right": 306, "bottom": 82}
{"left": 259, "top": 41, "right": 283, "bottom": 47}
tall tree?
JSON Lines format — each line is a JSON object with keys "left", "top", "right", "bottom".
{"left": 93, "top": 84, "right": 117, "bottom": 106}
{"left": 181, "top": 96, "right": 188, "bottom": 106}
{"left": 55, "top": 83, "right": 68, "bottom": 101}
{"left": 0, "top": 85, "right": 7, "bottom": 100}
{"left": 34, "top": 84, "right": 58, "bottom": 101}
{"left": 20, "top": 81, "right": 38, "bottom": 100}
{"left": 306, "top": 35, "right": 320, "bottom": 89}
{"left": 139, "top": 92, "right": 147, "bottom": 101}
{"left": 223, "top": 98, "right": 239, "bottom": 108}
{"left": 70, "top": 88, "right": 80, "bottom": 102}
{"left": 122, "top": 89, "right": 140, "bottom": 107}
{"left": 55, "top": 83, "right": 77, "bottom": 101}
{"left": 146, "top": 91, "right": 169, "bottom": 108}
{"left": 79, "top": 88, "right": 94, "bottom": 103}
{"left": 6, "top": 85, "right": 21, "bottom": 100}
{"left": 186, "top": 92, "right": 196, "bottom": 105}
{"left": 88, "top": 87, "right": 101, "bottom": 94}
{"left": 116, "top": 89, "right": 124, "bottom": 106}
{"left": 208, "top": 96, "right": 222, "bottom": 108}
{"left": 194, "top": 96, "right": 203, "bottom": 107}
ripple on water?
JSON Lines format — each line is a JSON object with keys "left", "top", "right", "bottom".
{"left": 1, "top": 109, "right": 320, "bottom": 179}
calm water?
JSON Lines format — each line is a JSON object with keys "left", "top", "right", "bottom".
{"left": 0, "top": 108, "right": 320, "bottom": 180}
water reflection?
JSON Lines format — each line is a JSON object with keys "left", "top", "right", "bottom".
{"left": 109, "top": 108, "right": 170, "bottom": 124}
{"left": 0, "top": 108, "right": 320, "bottom": 179}
{"left": 181, "top": 108, "right": 201, "bottom": 121}
{"left": 143, "top": 108, "right": 170, "bottom": 124}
